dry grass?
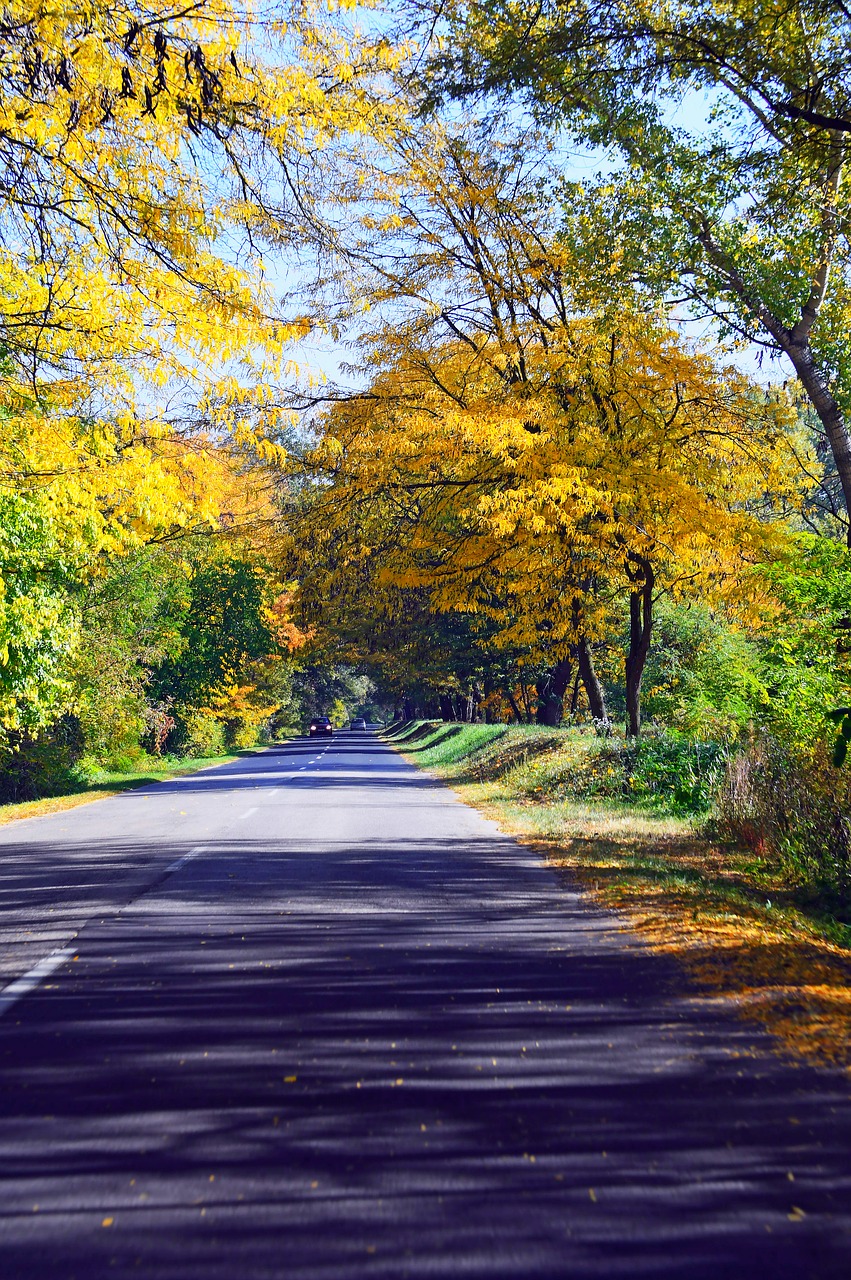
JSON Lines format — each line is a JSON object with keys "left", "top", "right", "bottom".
{"left": 0, "top": 789, "right": 126, "bottom": 824}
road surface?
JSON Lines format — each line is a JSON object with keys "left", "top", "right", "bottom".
{"left": 0, "top": 733, "right": 849, "bottom": 1278}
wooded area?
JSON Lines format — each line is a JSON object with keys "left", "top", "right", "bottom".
{"left": 2, "top": 0, "right": 851, "bottom": 903}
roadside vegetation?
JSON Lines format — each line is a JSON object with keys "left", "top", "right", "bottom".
{"left": 390, "top": 720, "right": 851, "bottom": 1072}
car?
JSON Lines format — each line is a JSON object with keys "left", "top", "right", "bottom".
{"left": 309, "top": 716, "right": 333, "bottom": 737}
{"left": 350, "top": 718, "right": 367, "bottom": 731}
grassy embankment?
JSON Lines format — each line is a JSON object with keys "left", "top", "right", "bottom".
{"left": 387, "top": 719, "right": 851, "bottom": 1073}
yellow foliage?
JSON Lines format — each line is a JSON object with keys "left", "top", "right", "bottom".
{"left": 0, "top": 0, "right": 410, "bottom": 417}
{"left": 291, "top": 120, "right": 810, "bottom": 668}
{"left": 301, "top": 314, "right": 806, "bottom": 658}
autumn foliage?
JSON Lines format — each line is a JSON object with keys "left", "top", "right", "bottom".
{"left": 2, "top": 0, "right": 851, "bottom": 912}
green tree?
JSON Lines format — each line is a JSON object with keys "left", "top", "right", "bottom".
{"left": 71, "top": 545, "right": 191, "bottom": 761}
{"left": 756, "top": 532, "right": 851, "bottom": 750}
{"left": 634, "top": 600, "right": 765, "bottom": 741}
{"left": 150, "top": 553, "right": 278, "bottom": 711}
{"left": 0, "top": 488, "right": 78, "bottom": 736}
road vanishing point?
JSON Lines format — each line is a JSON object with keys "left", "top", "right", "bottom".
{"left": 0, "top": 732, "right": 849, "bottom": 1278}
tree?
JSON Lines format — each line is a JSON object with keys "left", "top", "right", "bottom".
{"left": 287, "top": 119, "right": 805, "bottom": 732}
{"left": 756, "top": 531, "right": 851, "bottom": 751}
{"left": 149, "top": 552, "right": 280, "bottom": 710}
{"left": 295, "top": 315, "right": 803, "bottom": 734}
{"left": 422, "top": 0, "right": 851, "bottom": 540}
{"left": 0, "top": 1, "right": 406, "bottom": 408}
{"left": 0, "top": 486, "right": 77, "bottom": 735}
{"left": 0, "top": 382, "right": 284, "bottom": 775}
{"left": 0, "top": 3, "right": 416, "bottom": 787}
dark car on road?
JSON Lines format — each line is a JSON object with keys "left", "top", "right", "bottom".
{"left": 309, "top": 716, "right": 333, "bottom": 737}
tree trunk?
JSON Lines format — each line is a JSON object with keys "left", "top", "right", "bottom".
{"left": 573, "top": 637, "right": 609, "bottom": 726}
{"left": 507, "top": 689, "right": 526, "bottom": 723}
{"left": 569, "top": 668, "right": 582, "bottom": 716}
{"left": 624, "top": 553, "right": 655, "bottom": 738}
{"left": 696, "top": 222, "right": 851, "bottom": 544}
{"left": 519, "top": 674, "right": 533, "bottom": 720}
{"left": 439, "top": 693, "right": 455, "bottom": 722}
{"left": 536, "top": 657, "right": 573, "bottom": 726}
{"left": 781, "top": 340, "right": 851, "bottom": 541}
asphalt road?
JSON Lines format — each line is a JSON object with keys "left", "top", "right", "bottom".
{"left": 0, "top": 733, "right": 849, "bottom": 1279}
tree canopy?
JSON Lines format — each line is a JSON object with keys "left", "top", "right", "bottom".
{"left": 3, "top": 0, "right": 850, "bottom": 811}
{"left": 421, "top": 0, "right": 851, "bottom": 542}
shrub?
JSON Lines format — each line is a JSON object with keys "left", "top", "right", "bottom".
{"left": 716, "top": 737, "right": 851, "bottom": 901}
{"left": 526, "top": 732, "right": 728, "bottom": 816}
{"left": 0, "top": 716, "right": 84, "bottom": 802}
{"left": 179, "top": 710, "right": 226, "bottom": 758}
{"left": 224, "top": 717, "right": 263, "bottom": 750}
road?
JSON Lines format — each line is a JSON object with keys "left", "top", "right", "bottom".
{"left": 0, "top": 732, "right": 849, "bottom": 1279}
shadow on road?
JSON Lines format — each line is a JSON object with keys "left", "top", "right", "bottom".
{"left": 1, "top": 741, "right": 850, "bottom": 1278}
{"left": 1, "top": 826, "right": 850, "bottom": 1279}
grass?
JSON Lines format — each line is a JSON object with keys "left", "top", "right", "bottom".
{"left": 0, "top": 749, "right": 261, "bottom": 826}
{"left": 390, "top": 719, "right": 851, "bottom": 1074}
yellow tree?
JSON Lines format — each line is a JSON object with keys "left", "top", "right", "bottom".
{"left": 0, "top": 1, "right": 411, "bottom": 742}
{"left": 421, "top": 0, "right": 851, "bottom": 541}
{"left": 0, "top": 389, "right": 285, "bottom": 735}
{"left": 287, "top": 121, "right": 808, "bottom": 731}
{"left": 299, "top": 313, "right": 803, "bottom": 732}
{"left": 0, "top": 1, "right": 406, "bottom": 407}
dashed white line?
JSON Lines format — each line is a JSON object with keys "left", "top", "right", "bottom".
{"left": 0, "top": 843, "right": 213, "bottom": 1018}
{"left": 0, "top": 947, "right": 77, "bottom": 1019}
{"left": 165, "top": 845, "right": 206, "bottom": 874}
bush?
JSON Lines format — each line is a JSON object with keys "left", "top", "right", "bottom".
{"left": 178, "top": 710, "right": 226, "bottom": 758}
{"left": 715, "top": 737, "right": 851, "bottom": 901}
{"left": 528, "top": 732, "right": 728, "bottom": 816}
{"left": 224, "top": 717, "right": 264, "bottom": 750}
{"left": 101, "top": 746, "right": 149, "bottom": 773}
{"left": 0, "top": 716, "right": 85, "bottom": 802}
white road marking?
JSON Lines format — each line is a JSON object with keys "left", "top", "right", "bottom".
{"left": 165, "top": 845, "right": 206, "bottom": 874}
{"left": 0, "top": 947, "right": 77, "bottom": 1019}
{"left": 0, "top": 842, "right": 215, "bottom": 1019}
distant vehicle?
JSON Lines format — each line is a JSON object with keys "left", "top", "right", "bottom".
{"left": 309, "top": 716, "right": 333, "bottom": 737}
{"left": 350, "top": 718, "right": 367, "bottom": 730}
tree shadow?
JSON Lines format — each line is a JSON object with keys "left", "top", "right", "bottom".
{"left": 1, "top": 827, "right": 850, "bottom": 1278}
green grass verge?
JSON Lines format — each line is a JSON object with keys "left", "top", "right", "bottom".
{"left": 388, "top": 719, "right": 848, "bottom": 936}
{"left": 386, "top": 718, "right": 726, "bottom": 815}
